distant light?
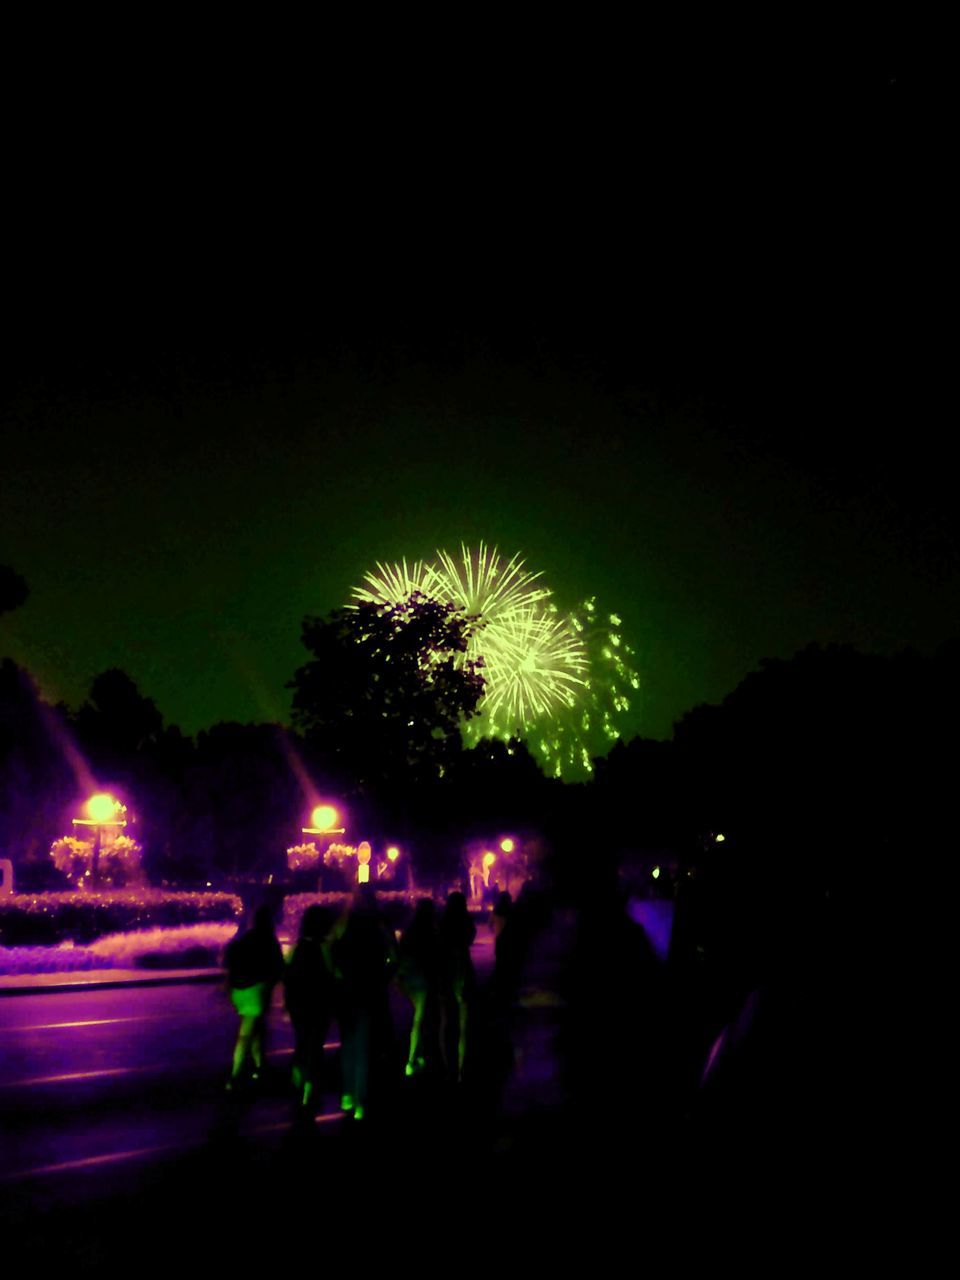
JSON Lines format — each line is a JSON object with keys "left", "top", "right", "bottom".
{"left": 482, "top": 852, "right": 496, "bottom": 871}
{"left": 357, "top": 863, "right": 370, "bottom": 884}
{"left": 386, "top": 846, "right": 400, "bottom": 862}
{"left": 500, "top": 838, "right": 515, "bottom": 853}
{"left": 205, "top": 882, "right": 211, "bottom": 888}
{"left": 86, "top": 794, "right": 117, "bottom": 823}
{"left": 715, "top": 833, "right": 726, "bottom": 843}
{"left": 652, "top": 866, "right": 660, "bottom": 879}
{"left": 312, "top": 805, "right": 338, "bottom": 831}
{"left": 357, "top": 841, "right": 371, "bottom": 865}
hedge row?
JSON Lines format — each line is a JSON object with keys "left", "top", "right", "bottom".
{"left": 0, "top": 891, "right": 244, "bottom": 946}
{"left": 281, "top": 890, "right": 422, "bottom": 941}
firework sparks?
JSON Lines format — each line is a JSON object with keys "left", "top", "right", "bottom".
{"left": 354, "top": 558, "right": 435, "bottom": 608}
{"left": 350, "top": 547, "right": 637, "bottom": 778}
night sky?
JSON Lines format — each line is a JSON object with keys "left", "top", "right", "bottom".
{"left": 3, "top": 55, "right": 948, "bottom": 746}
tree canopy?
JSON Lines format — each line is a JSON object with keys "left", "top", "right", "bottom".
{"left": 0, "top": 564, "right": 28, "bottom": 616}
{"left": 289, "top": 593, "right": 486, "bottom": 800}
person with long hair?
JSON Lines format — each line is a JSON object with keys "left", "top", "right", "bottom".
{"left": 397, "top": 897, "right": 440, "bottom": 1077}
{"left": 438, "top": 891, "right": 476, "bottom": 1084}
{"left": 284, "top": 904, "right": 336, "bottom": 1109}
{"left": 331, "top": 884, "right": 397, "bottom": 1120}
{"left": 224, "top": 903, "right": 284, "bottom": 1091}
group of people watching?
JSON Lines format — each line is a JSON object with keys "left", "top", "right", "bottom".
{"left": 224, "top": 885, "right": 488, "bottom": 1120}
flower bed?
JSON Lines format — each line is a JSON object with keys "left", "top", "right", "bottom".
{"left": 0, "top": 922, "right": 239, "bottom": 975}
{"left": 0, "top": 890, "right": 244, "bottom": 946}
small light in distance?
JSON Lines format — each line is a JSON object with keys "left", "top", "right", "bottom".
{"left": 357, "top": 841, "right": 371, "bottom": 865}
{"left": 715, "top": 833, "right": 726, "bottom": 843}
{"left": 652, "top": 866, "right": 660, "bottom": 880}
{"left": 482, "top": 851, "right": 497, "bottom": 871}
{"left": 386, "top": 846, "right": 400, "bottom": 862}
{"left": 500, "top": 838, "right": 515, "bottom": 853}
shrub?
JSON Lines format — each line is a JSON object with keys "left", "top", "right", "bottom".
{"left": 281, "top": 889, "right": 423, "bottom": 941}
{"left": 0, "top": 922, "right": 239, "bottom": 975}
{"left": 286, "top": 842, "right": 320, "bottom": 873}
{"left": 49, "top": 824, "right": 144, "bottom": 889}
{"left": 0, "top": 890, "right": 244, "bottom": 946}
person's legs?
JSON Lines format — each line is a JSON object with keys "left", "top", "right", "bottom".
{"left": 341, "top": 1009, "right": 356, "bottom": 1110}
{"left": 407, "top": 990, "right": 427, "bottom": 1074}
{"left": 457, "top": 998, "right": 468, "bottom": 1083}
{"left": 353, "top": 1008, "right": 371, "bottom": 1118}
{"left": 231, "top": 1015, "right": 256, "bottom": 1081}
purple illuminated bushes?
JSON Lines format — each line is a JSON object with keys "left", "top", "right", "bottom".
{"left": 0, "top": 889, "right": 243, "bottom": 946}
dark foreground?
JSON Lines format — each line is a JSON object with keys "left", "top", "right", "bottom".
{"left": 1, "top": 900, "right": 914, "bottom": 1264}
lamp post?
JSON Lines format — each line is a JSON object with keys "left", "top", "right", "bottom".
{"left": 301, "top": 804, "right": 345, "bottom": 890}
{"left": 72, "top": 793, "right": 126, "bottom": 886}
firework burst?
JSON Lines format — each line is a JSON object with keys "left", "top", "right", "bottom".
{"left": 350, "top": 546, "right": 637, "bottom": 778}
{"left": 354, "top": 558, "right": 435, "bottom": 608}
{"left": 463, "top": 604, "right": 588, "bottom": 740}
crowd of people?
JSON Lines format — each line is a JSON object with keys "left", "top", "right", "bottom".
{"left": 223, "top": 885, "right": 513, "bottom": 1121}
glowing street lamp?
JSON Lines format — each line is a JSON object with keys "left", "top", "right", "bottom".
{"left": 72, "top": 793, "right": 127, "bottom": 884}
{"left": 386, "top": 846, "right": 400, "bottom": 863}
{"left": 303, "top": 804, "right": 345, "bottom": 836}
{"left": 499, "top": 838, "right": 515, "bottom": 854}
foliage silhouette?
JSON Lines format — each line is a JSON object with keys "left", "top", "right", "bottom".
{"left": 289, "top": 593, "right": 486, "bottom": 802}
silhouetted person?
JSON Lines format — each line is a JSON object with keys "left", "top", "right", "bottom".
{"left": 225, "top": 904, "right": 284, "bottom": 1091}
{"left": 490, "top": 891, "right": 512, "bottom": 943}
{"left": 438, "top": 891, "right": 476, "bottom": 1084}
{"left": 284, "top": 904, "right": 336, "bottom": 1109}
{"left": 331, "top": 884, "right": 397, "bottom": 1120}
{"left": 397, "top": 898, "right": 440, "bottom": 1077}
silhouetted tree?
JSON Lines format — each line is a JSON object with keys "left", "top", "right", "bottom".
{"left": 0, "top": 564, "right": 28, "bottom": 616}
{"left": 290, "top": 594, "right": 485, "bottom": 808}
{"left": 73, "top": 668, "right": 164, "bottom": 763}
{"left": 0, "top": 660, "right": 74, "bottom": 881}
{"left": 181, "top": 722, "right": 303, "bottom": 881}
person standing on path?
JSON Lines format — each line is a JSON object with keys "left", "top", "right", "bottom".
{"left": 224, "top": 904, "right": 285, "bottom": 1091}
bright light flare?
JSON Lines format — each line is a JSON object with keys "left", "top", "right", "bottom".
{"left": 86, "top": 794, "right": 117, "bottom": 823}
{"left": 482, "top": 851, "right": 497, "bottom": 871}
{"left": 500, "top": 838, "right": 515, "bottom": 853}
{"left": 386, "top": 846, "right": 400, "bottom": 862}
{"left": 311, "top": 805, "right": 339, "bottom": 831}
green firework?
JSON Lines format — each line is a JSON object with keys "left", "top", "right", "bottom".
{"left": 351, "top": 547, "right": 637, "bottom": 778}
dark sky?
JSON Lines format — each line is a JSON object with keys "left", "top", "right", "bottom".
{"left": 3, "top": 53, "right": 949, "bottom": 744}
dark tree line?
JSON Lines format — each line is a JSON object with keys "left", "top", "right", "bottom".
{"left": 1, "top": 562, "right": 955, "bottom": 912}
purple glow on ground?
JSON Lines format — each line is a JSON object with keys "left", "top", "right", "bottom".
{"left": 625, "top": 897, "right": 674, "bottom": 962}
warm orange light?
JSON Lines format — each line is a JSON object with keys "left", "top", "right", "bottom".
{"left": 86, "top": 794, "right": 117, "bottom": 823}
{"left": 482, "top": 851, "right": 497, "bottom": 871}
{"left": 499, "top": 838, "right": 515, "bottom": 853}
{"left": 357, "top": 841, "right": 371, "bottom": 865}
{"left": 386, "top": 846, "right": 400, "bottom": 862}
{"left": 311, "top": 805, "right": 339, "bottom": 831}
